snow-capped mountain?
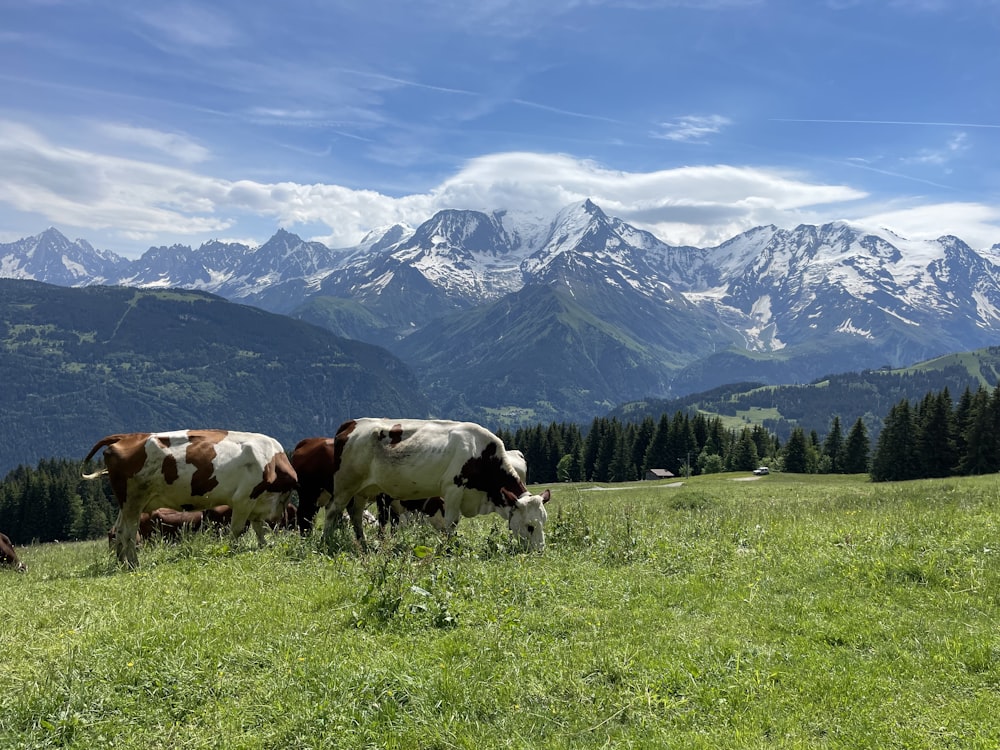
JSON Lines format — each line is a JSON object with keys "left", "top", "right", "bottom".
{"left": 4, "top": 203, "right": 1000, "bottom": 423}
{"left": 0, "top": 227, "right": 130, "bottom": 285}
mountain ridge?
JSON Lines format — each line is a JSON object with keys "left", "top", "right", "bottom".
{"left": 4, "top": 202, "right": 1000, "bottom": 424}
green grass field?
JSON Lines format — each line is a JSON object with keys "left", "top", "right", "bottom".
{"left": 4, "top": 472, "right": 1000, "bottom": 748}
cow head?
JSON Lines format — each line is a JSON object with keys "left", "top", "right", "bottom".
{"left": 500, "top": 488, "right": 550, "bottom": 551}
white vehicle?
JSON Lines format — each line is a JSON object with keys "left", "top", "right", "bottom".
{"left": 753, "top": 466, "right": 770, "bottom": 476}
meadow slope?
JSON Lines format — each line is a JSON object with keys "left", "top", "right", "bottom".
{"left": 3, "top": 473, "right": 1000, "bottom": 748}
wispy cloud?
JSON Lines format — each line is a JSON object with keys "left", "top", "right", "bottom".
{"left": 133, "top": 4, "right": 242, "bottom": 49}
{"left": 905, "top": 132, "right": 969, "bottom": 166}
{"left": 771, "top": 118, "right": 1000, "bottom": 129}
{"left": 652, "top": 115, "right": 732, "bottom": 143}
{"left": 95, "top": 123, "right": 211, "bottom": 164}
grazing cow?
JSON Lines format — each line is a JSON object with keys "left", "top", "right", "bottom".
{"left": 290, "top": 437, "right": 335, "bottom": 534}
{"left": 291, "top": 439, "right": 375, "bottom": 533}
{"left": 0, "top": 532, "right": 26, "bottom": 572}
{"left": 375, "top": 449, "right": 527, "bottom": 531}
{"left": 83, "top": 429, "right": 298, "bottom": 567}
{"left": 322, "top": 419, "right": 550, "bottom": 550}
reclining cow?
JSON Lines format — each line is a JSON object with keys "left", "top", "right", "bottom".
{"left": 83, "top": 429, "right": 298, "bottom": 567}
{"left": 150, "top": 508, "right": 204, "bottom": 541}
{"left": 322, "top": 419, "right": 550, "bottom": 550}
{"left": 1, "top": 531, "right": 26, "bottom": 572}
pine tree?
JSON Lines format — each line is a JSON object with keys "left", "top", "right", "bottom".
{"left": 915, "top": 389, "right": 955, "bottom": 478}
{"left": 871, "top": 399, "right": 917, "bottom": 481}
{"left": 582, "top": 418, "right": 603, "bottom": 481}
{"left": 958, "top": 387, "right": 993, "bottom": 475}
{"left": 842, "top": 417, "right": 871, "bottom": 474}
{"left": 643, "top": 414, "right": 672, "bottom": 474}
{"left": 783, "top": 427, "right": 811, "bottom": 474}
{"left": 732, "top": 428, "right": 760, "bottom": 472}
{"left": 823, "top": 416, "right": 844, "bottom": 473}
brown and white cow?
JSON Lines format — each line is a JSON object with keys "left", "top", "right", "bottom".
{"left": 290, "top": 437, "right": 335, "bottom": 534}
{"left": 1, "top": 531, "right": 26, "bottom": 572}
{"left": 83, "top": 429, "right": 298, "bottom": 567}
{"left": 296, "top": 437, "right": 530, "bottom": 534}
{"left": 322, "top": 419, "right": 550, "bottom": 550}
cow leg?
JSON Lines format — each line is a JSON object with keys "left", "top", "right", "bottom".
{"left": 441, "top": 487, "right": 464, "bottom": 534}
{"left": 347, "top": 498, "right": 369, "bottom": 546}
{"left": 229, "top": 507, "right": 252, "bottom": 545}
{"left": 250, "top": 520, "right": 268, "bottom": 547}
{"left": 115, "top": 511, "right": 141, "bottom": 568}
{"left": 321, "top": 492, "right": 354, "bottom": 541}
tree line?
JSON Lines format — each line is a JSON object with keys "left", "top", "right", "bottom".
{"left": 0, "top": 459, "right": 117, "bottom": 545}
{"left": 498, "top": 411, "right": 871, "bottom": 483}
{"left": 869, "top": 384, "right": 1000, "bottom": 482}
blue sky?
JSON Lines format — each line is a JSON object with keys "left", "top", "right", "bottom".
{"left": 2, "top": 0, "right": 999, "bottom": 257}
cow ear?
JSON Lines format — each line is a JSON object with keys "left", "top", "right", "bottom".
{"left": 541, "top": 489, "right": 551, "bottom": 504}
{"left": 500, "top": 487, "right": 518, "bottom": 506}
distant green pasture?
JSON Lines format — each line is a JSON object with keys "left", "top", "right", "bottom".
{"left": 4, "top": 472, "right": 1000, "bottom": 748}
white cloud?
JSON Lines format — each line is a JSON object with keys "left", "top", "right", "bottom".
{"left": 652, "top": 115, "right": 732, "bottom": 143}
{"left": 1, "top": 120, "right": 997, "bottom": 255}
{"left": 430, "top": 152, "right": 867, "bottom": 245}
{"left": 850, "top": 201, "right": 1000, "bottom": 249}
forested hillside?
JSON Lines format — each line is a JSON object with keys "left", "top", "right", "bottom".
{"left": 0, "top": 280, "right": 429, "bottom": 472}
{"left": 610, "top": 352, "right": 1000, "bottom": 442}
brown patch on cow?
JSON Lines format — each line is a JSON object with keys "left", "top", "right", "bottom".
{"left": 332, "top": 420, "right": 357, "bottom": 477}
{"left": 183, "top": 430, "right": 228, "bottom": 496}
{"left": 455, "top": 441, "right": 527, "bottom": 505}
{"left": 375, "top": 422, "right": 406, "bottom": 446}
{"left": 251, "top": 450, "right": 299, "bottom": 499}
{"left": 162, "top": 454, "right": 179, "bottom": 484}
{"left": 155, "top": 436, "right": 172, "bottom": 450}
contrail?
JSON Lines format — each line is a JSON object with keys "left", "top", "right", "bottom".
{"left": 513, "top": 98, "right": 626, "bottom": 124}
{"left": 772, "top": 118, "right": 1000, "bottom": 129}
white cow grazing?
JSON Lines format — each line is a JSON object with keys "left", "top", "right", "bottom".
{"left": 323, "top": 419, "right": 550, "bottom": 550}
{"left": 83, "top": 430, "right": 298, "bottom": 568}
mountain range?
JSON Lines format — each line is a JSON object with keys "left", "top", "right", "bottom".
{"left": 4, "top": 200, "right": 1000, "bottom": 425}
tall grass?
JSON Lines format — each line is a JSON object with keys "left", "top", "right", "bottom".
{"left": 3, "top": 473, "right": 1000, "bottom": 748}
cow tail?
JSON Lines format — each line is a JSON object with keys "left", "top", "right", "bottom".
{"left": 81, "top": 434, "right": 126, "bottom": 476}
{"left": 83, "top": 434, "right": 130, "bottom": 462}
